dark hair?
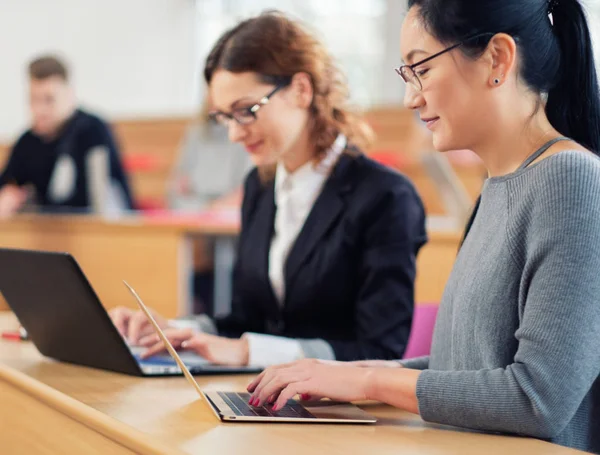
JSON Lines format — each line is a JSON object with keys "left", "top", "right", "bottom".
{"left": 28, "top": 55, "right": 69, "bottom": 81}
{"left": 203, "top": 10, "right": 373, "bottom": 162}
{"left": 408, "top": 0, "right": 600, "bottom": 153}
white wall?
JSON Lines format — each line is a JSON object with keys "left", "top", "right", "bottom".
{"left": 0, "top": 0, "right": 199, "bottom": 142}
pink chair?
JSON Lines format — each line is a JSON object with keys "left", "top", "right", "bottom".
{"left": 403, "top": 304, "right": 439, "bottom": 359}
{"left": 122, "top": 154, "right": 168, "bottom": 211}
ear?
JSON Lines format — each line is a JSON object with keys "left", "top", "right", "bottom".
{"left": 482, "top": 33, "right": 517, "bottom": 87}
{"left": 289, "top": 72, "right": 314, "bottom": 109}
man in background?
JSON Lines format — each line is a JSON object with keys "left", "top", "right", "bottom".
{"left": 0, "top": 55, "right": 134, "bottom": 217}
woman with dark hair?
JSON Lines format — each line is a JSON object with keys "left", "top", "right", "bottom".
{"left": 110, "top": 11, "right": 427, "bottom": 367}
{"left": 248, "top": 1, "right": 600, "bottom": 452}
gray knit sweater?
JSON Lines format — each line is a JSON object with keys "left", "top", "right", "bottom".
{"left": 403, "top": 151, "right": 600, "bottom": 453}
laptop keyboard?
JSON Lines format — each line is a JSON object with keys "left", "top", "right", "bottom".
{"left": 218, "top": 392, "right": 316, "bottom": 419}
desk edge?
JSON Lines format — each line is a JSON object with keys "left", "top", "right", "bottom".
{"left": 0, "top": 364, "right": 186, "bottom": 455}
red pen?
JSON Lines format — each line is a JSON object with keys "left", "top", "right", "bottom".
{"left": 1, "top": 327, "right": 28, "bottom": 341}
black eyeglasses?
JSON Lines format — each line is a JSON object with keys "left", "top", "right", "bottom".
{"left": 395, "top": 33, "right": 494, "bottom": 92}
{"left": 209, "top": 85, "right": 287, "bottom": 126}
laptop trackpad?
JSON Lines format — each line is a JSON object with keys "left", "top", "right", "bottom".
{"left": 304, "top": 401, "right": 377, "bottom": 422}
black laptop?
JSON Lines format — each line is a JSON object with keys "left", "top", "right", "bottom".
{"left": 0, "top": 248, "right": 262, "bottom": 376}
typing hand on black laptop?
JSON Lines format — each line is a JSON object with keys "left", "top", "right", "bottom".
{"left": 109, "top": 306, "right": 170, "bottom": 345}
{"left": 137, "top": 328, "right": 251, "bottom": 367}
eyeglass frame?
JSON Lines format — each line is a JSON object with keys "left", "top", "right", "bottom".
{"left": 208, "top": 84, "right": 288, "bottom": 126}
{"left": 395, "top": 32, "right": 495, "bottom": 91}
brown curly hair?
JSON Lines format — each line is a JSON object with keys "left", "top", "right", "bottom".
{"left": 204, "top": 10, "right": 374, "bottom": 169}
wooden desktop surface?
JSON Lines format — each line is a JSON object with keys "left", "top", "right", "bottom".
{"left": 0, "top": 313, "right": 585, "bottom": 455}
{"left": 0, "top": 214, "right": 461, "bottom": 316}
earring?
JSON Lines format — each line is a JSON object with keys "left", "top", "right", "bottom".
{"left": 493, "top": 78, "right": 500, "bottom": 85}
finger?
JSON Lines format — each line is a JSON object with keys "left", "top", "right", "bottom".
{"left": 110, "top": 310, "right": 129, "bottom": 337}
{"left": 246, "top": 360, "right": 301, "bottom": 393}
{"left": 127, "top": 311, "right": 150, "bottom": 344}
{"left": 140, "top": 341, "right": 168, "bottom": 358}
{"left": 140, "top": 336, "right": 185, "bottom": 358}
{"left": 274, "top": 382, "right": 310, "bottom": 411}
{"left": 254, "top": 369, "right": 300, "bottom": 406}
{"left": 249, "top": 362, "right": 303, "bottom": 403}
{"left": 247, "top": 370, "right": 268, "bottom": 393}
{"left": 182, "top": 338, "right": 221, "bottom": 364}
{"left": 179, "top": 333, "right": 210, "bottom": 354}
{"left": 138, "top": 325, "right": 157, "bottom": 341}
{"left": 138, "top": 333, "right": 160, "bottom": 347}
{"left": 249, "top": 367, "right": 282, "bottom": 403}
{"left": 139, "top": 328, "right": 192, "bottom": 348}
{"left": 141, "top": 332, "right": 185, "bottom": 358}
{"left": 178, "top": 333, "right": 208, "bottom": 350}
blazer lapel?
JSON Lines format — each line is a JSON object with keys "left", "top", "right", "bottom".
{"left": 283, "top": 155, "right": 354, "bottom": 291}
{"left": 248, "top": 181, "right": 280, "bottom": 313}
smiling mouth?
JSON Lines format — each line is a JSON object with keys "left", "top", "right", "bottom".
{"left": 421, "top": 117, "right": 440, "bottom": 130}
{"left": 244, "top": 141, "right": 263, "bottom": 153}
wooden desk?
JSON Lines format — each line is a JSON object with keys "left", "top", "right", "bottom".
{"left": 0, "top": 214, "right": 461, "bottom": 316}
{"left": 0, "top": 313, "right": 584, "bottom": 455}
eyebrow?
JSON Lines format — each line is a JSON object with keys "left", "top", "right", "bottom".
{"left": 404, "top": 49, "right": 430, "bottom": 65}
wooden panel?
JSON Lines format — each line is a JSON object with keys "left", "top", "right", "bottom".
{"left": 130, "top": 171, "right": 169, "bottom": 205}
{"left": 0, "top": 216, "right": 192, "bottom": 318}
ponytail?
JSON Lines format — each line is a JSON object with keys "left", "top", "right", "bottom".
{"left": 546, "top": 0, "right": 600, "bottom": 153}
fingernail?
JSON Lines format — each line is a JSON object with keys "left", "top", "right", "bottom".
{"left": 249, "top": 397, "right": 256, "bottom": 406}
{"left": 301, "top": 394, "right": 310, "bottom": 401}
{"left": 181, "top": 341, "right": 188, "bottom": 348}
{"left": 272, "top": 404, "right": 279, "bottom": 412}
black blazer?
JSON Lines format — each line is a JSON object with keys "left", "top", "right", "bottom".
{"left": 215, "top": 151, "right": 427, "bottom": 361}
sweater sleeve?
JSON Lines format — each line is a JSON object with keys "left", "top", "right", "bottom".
{"left": 400, "top": 356, "right": 430, "bottom": 370}
{"left": 415, "top": 153, "right": 600, "bottom": 439}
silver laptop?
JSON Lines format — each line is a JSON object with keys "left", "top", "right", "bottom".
{"left": 125, "top": 281, "right": 377, "bottom": 424}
